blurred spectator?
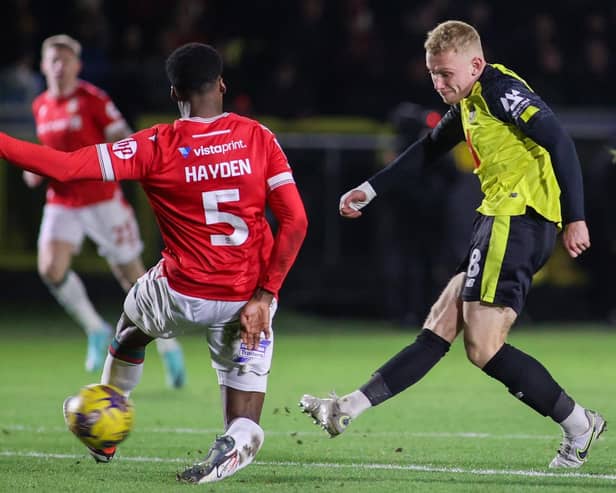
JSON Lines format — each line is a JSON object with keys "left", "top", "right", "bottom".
{"left": 257, "top": 55, "right": 316, "bottom": 118}
{"left": 105, "top": 24, "right": 148, "bottom": 128}
{"left": 160, "top": 0, "right": 212, "bottom": 54}
{"left": 0, "top": 51, "right": 43, "bottom": 104}
{"left": 279, "top": 0, "right": 337, "bottom": 115}
{"left": 578, "top": 38, "right": 613, "bottom": 105}
{"left": 2, "top": 1, "right": 616, "bottom": 117}
{"left": 72, "top": 0, "right": 112, "bottom": 87}
{"left": 332, "top": 0, "right": 388, "bottom": 117}
{"left": 529, "top": 43, "right": 567, "bottom": 106}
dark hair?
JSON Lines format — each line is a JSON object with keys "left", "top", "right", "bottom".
{"left": 165, "top": 43, "right": 223, "bottom": 95}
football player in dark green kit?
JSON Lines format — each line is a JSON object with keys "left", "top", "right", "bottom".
{"left": 301, "top": 20, "right": 605, "bottom": 469}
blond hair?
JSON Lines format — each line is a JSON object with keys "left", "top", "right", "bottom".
{"left": 424, "top": 20, "right": 483, "bottom": 56}
{"left": 41, "top": 34, "right": 82, "bottom": 58}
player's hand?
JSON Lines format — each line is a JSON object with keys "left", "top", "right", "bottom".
{"left": 23, "top": 170, "right": 44, "bottom": 188}
{"left": 339, "top": 189, "right": 366, "bottom": 218}
{"left": 339, "top": 181, "right": 377, "bottom": 218}
{"left": 562, "top": 220, "right": 590, "bottom": 258}
{"left": 239, "top": 288, "right": 273, "bottom": 350}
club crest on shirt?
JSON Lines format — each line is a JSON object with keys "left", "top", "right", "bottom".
{"left": 66, "top": 98, "right": 79, "bottom": 113}
{"left": 112, "top": 138, "right": 137, "bottom": 159}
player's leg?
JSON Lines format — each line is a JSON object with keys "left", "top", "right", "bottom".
{"left": 300, "top": 272, "right": 464, "bottom": 436}
{"left": 109, "top": 257, "right": 187, "bottom": 388}
{"left": 462, "top": 212, "right": 606, "bottom": 467}
{"left": 100, "top": 312, "right": 153, "bottom": 394}
{"left": 108, "top": 257, "right": 145, "bottom": 292}
{"left": 111, "top": 256, "right": 187, "bottom": 388}
{"left": 88, "top": 194, "right": 187, "bottom": 388}
{"left": 81, "top": 263, "right": 176, "bottom": 463}
{"left": 464, "top": 301, "right": 606, "bottom": 467}
{"left": 70, "top": 312, "right": 153, "bottom": 463}
{"left": 179, "top": 299, "right": 275, "bottom": 484}
{"left": 154, "top": 337, "right": 186, "bottom": 388}
{"left": 38, "top": 204, "right": 111, "bottom": 372}
{"left": 464, "top": 301, "right": 573, "bottom": 419}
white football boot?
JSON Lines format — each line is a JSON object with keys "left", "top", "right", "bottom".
{"left": 549, "top": 410, "right": 607, "bottom": 468}
{"left": 299, "top": 392, "right": 351, "bottom": 437}
{"left": 178, "top": 435, "right": 245, "bottom": 483}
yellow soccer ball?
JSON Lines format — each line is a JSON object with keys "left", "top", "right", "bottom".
{"left": 64, "top": 384, "right": 134, "bottom": 450}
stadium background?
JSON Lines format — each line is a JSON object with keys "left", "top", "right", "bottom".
{"left": 1, "top": 0, "right": 616, "bottom": 324}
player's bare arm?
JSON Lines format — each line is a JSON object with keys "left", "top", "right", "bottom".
{"left": 22, "top": 170, "right": 45, "bottom": 188}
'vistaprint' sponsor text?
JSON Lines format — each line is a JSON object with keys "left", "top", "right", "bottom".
{"left": 193, "top": 140, "right": 247, "bottom": 156}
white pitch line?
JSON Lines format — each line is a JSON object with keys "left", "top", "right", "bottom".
{"left": 0, "top": 424, "right": 575, "bottom": 440}
{"left": 1, "top": 450, "right": 615, "bottom": 482}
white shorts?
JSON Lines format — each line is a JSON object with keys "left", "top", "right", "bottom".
{"left": 124, "top": 262, "right": 277, "bottom": 392}
{"left": 38, "top": 191, "right": 143, "bottom": 265}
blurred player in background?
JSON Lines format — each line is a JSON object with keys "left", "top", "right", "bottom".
{"left": 301, "top": 20, "right": 605, "bottom": 469}
{"left": 0, "top": 42, "right": 308, "bottom": 483}
{"left": 23, "top": 34, "right": 186, "bottom": 387}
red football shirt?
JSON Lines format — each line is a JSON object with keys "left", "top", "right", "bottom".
{"left": 0, "top": 113, "right": 307, "bottom": 300}
{"left": 32, "top": 80, "right": 127, "bottom": 206}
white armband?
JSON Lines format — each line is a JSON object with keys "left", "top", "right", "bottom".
{"left": 339, "top": 181, "right": 377, "bottom": 211}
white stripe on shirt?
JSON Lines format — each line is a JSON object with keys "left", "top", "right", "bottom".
{"left": 191, "top": 129, "right": 232, "bottom": 138}
{"left": 96, "top": 143, "right": 115, "bottom": 181}
{"left": 267, "top": 171, "right": 294, "bottom": 191}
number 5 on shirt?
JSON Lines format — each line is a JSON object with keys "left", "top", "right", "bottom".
{"left": 202, "top": 189, "right": 248, "bottom": 246}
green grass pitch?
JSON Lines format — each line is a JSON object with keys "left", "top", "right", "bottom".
{"left": 0, "top": 306, "right": 615, "bottom": 492}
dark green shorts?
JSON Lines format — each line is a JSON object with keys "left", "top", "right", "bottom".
{"left": 457, "top": 209, "right": 557, "bottom": 314}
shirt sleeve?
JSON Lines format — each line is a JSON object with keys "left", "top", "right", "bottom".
{"left": 0, "top": 127, "right": 157, "bottom": 182}
{"left": 88, "top": 90, "right": 129, "bottom": 140}
{"left": 484, "top": 79, "right": 585, "bottom": 223}
{"left": 264, "top": 132, "right": 293, "bottom": 184}
{"left": 523, "top": 114, "right": 585, "bottom": 223}
{"left": 483, "top": 76, "right": 552, "bottom": 128}
{"left": 94, "top": 128, "right": 159, "bottom": 181}
{"left": 369, "top": 105, "right": 464, "bottom": 194}
{"left": 258, "top": 131, "right": 308, "bottom": 296}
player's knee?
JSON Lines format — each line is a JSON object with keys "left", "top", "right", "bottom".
{"left": 38, "top": 261, "right": 67, "bottom": 285}
{"left": 464, "top": 341, "right": 491, "bottom": 368}
{"left": 462, "top": 303, "right": 514, "bottom": 367}
{"left": 37, "top": 251, "right": 68, "bottom": 280}
{"left": 424, "top": 310, "right": 458, "bottom": 341}
{"left": 113, "top": 313, "right": 153, "bottom": 350}
{"left": 463, "top": 333, "right": 503, "bottom": 368}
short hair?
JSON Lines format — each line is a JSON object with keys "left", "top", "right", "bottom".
{"left": 41, "top": 34, "right": 82, "bottom": 58}
{"left": 424, "top": 20, "right": 482, "bottom": 56}
{"left": 165, "top": 43, "right": 223, "bottom": 95}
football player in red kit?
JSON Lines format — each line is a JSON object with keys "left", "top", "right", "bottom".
{"left": 1, "top": 42, "right": 308, "bottom": 483}
{"left": 25, "top": 34, "right": 186, "bottom": 386}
